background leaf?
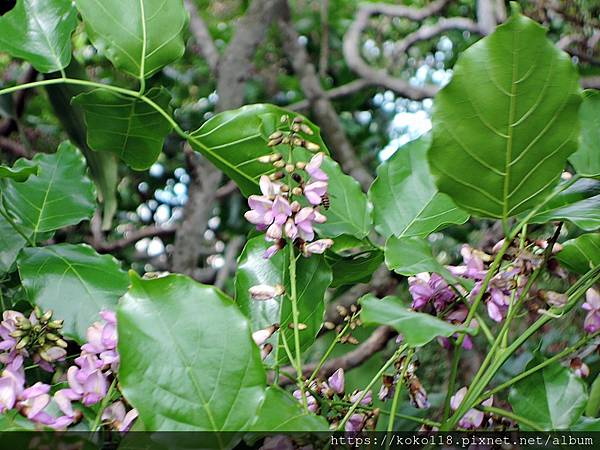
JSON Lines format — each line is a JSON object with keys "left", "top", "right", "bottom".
{"left": 0, "top": 164, "right": 38, "bottom": 182}
{"left": 428, "top": 12, "right": 580, "bottom": 220}
{"left": 369, "top": 136, "right": 468, "bottom": 238}
{"left": 235, "top": 236, "right": 332, "bottom": 363}
{"left": 0, "top": 0, "right": 77, "bottom": 73}
{"left": 557, "top": 233, "right": 600, "bottom": 274}
{"left": 359, "top": 295, "right": 472, "bottom": 347}
{"left": 17, "top": 244, "right": 129, "bottom": 342}
{"left": 118, "top": 273, "right": 266, "bottom": 439}
{"left": 74, "top": 0, "right": 188, "bottom": 79}
{"left": 0, "top": 142, "right": 96, "bottom": 242}
{"left": 0, "top": 215, "right": 25, "bottom": 273}
{"left": 570, "top": 90, "right": 600, "bottom": 179}
{"left": 528, "top": 178, "right": 600, "bottom": 231}
{"left": 249, "top": 387, "right": 329, "bottom": 432}
{"left": 73, "top": 88, "right": 172, "bottom": 170}
{"left": 509, "top": 353, "right": 588, "bottom": 430}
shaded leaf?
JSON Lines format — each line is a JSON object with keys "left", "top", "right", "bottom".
{"left": 509, "top": 353, "right": 587, "bottom": 430}
{"left": 0, "top": 214, "right": 26, "bottom": 273}
{"left": 0, "top": 142, "right": 96, "bottom": 242}
{"left": 74, "top": 0, "right": 188, "bottom": 79}
{"left": 235, "top": 236, "right": 332, "bottom": 363}
{"left": 0, "top": 163, "right": 38, "bottom": 182}
{"left": 327, "top": 249, "right": 383, "bottom": 288}
{"left": 18, "top": 244, "right": 129, "bottom": 342}
{"left": 529, "top": 178, "right": 600, "bottom": 231}
{"left": 118, "top": 273, "right": 265, "bottom": 440}
{"left": 572, "top": 417, "right": 600, "bottom": 431}
{"left": 73, "top": 88, "right": 172, "bottom": 170}
{"left": 557, "top": 233, "right": 600, "bottom": 274}
{"left": 249, "top": 387, "right": 329, "bottom": 432}
{"left": 570, "top": 90, "right": 600, "bottom": 179}
{"left": 360, "top": 295, "right": 472, "bottom": 347}
{"left": 369, "top": 136, "right": 468, "bottom": 238}
{"left": 428, "top": 11, "right": 580, "bottom": 220}
{"left": 189, "top": 104, "right": 327, "bottom": 197}
{"left": 0, "top": 0, "right": 77, "bottom": 73}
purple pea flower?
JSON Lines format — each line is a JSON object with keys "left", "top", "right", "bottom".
{"left": 345, "top": 413, "right": 365, "bottom": 433}
{"left": 328, "top": 368, "right": 345, "bottom": 394}
{"left": 450, "top": 387, "right": 493, "bottom": 429}
{"left": 305, "top": 153, "right": 328, "bottom": 182}
{"left": 293, "top": 389, "right": 318, "bottom": 413}
{"left": 101, "top": 401, "right": 139, "bottom": 432}
{"left": 295, "top": 207, "right": 316, "bottom": 242}
{"left": 0, "top": 361, "right": 24, "bottom": 413}
{"left": 583, "top": 288, "right": 600, "bottom": 334}
{"left": 349, "top": 389, "right": 372, "bottom": 405}
{"left": 304, "top": 181, "right": 327, "bottom": 205}
{"left": 408, "top": 273, "right": 456, "bottom": 311}
{"left": 302, "top": 239, "right": 333, "bottom": 256}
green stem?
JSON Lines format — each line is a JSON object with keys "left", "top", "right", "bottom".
{"left": 386, "top": 348, "right": 414, "bottom": 440}
{"left": 586, "top": 371, "right": 600, "bottom": 417}
{"left": 306, "top": 320, "right": 351, "bottom": 386}
{"left": 442, "top": 344, "right": 461, "bottom": 421}
{"left": 479, "top": 405, "right": 544, "bottom": 432}
{"left": 337, "top": 344, "right": 407, "bottom": 430}
{"left": 91, "top": 377, "right": 117, "bottom": 432}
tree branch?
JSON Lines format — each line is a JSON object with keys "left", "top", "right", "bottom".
{"left": 184, "top": 0, "right": 220, "bottom": 75}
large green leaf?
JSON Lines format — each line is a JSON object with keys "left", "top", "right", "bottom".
{"left": 46, "top": 63, "right": 119, "bottom": 230}
{"left": 0, "top": 0, "right": 77, "bottom": 73}
{"left": 360, "top": 295, "right": 472, "bottom": 347}
{"left": 369, "top": 136, "right": 469, "bottom": 238}
{"left": 528, "top": 179, "right": 600, "bottom": 231}
{"left": 327, "top": 249, "right": 383, "bottom": 288}
{"left": 249, "top": 387, "right": 329, "bottom": 432}
{"left": 118, "top": 273, "right": 266, "bottom": 439}
{"left": 17, "top": 244, "right": 129, "bottom": 342}
{"left": 0, "top": 164, "right": 38, "bottom": 182}
{"left": 189, "top": 104, "right": 327, "bottom": 197}
{"left": 74, "top": 0, "right": 188, "bottom": 79}
{"left": 73, "top": 88, "right": 172, "bottom": 170}
{"left": 0, "top": 142, "right": 96, "bottom": 242}
{"left": 557, "top": 233, "right": 600, "bottom": 274}
{"left": 0, "top": 215, "right": 25, "bottom": 273}
{"left": 570, "top": 90, "right": 600, "bottom": 179}
{"left": 509, "top": 354, "right": 587, "bottom": 430}
{"left": 428, "top": 11, "right": 580, "bottom": 220}
{"left": 235, "top": 236, "right": 332, "bottom": 363}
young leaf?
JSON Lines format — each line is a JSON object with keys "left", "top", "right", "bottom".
{"left": 118, "top": 273, "right": 266, "bottom": 437}
{"left": 235, "top": 236, "right": 332, "bottom": 363}
{"left": 17, "top": 244, "right": 129, "bottom": 342}
{"left": 570, "top": 90, "right": 600, "bottom": 179}
{"left": 189, "top": 104, "right": 327, "bottom": 197}
{"left": 428, "top": 11, "right": 580, "bottom": 220}
{"left": 0, "top": 164, "right": 38, "bottom": 182}
{"left": 359, "top": 295, "right": 473, "bottom": 347}
{"left": 369, "top": 136, "right": 468, "bottom": 238}
{"left": 509, "top": 353, "right": 588, "bottom": 430}
{"left": 557, "top": 233, "right": 600, "bottom": 274}
{"left": 74, "top": 0, "right": 188, "bottom": 79}
{"left": 0, "top": 0, "right": 77, "bottom": 73}
{"left": 0, "top": 142, "right": 96, "bottom": 242}
{"left": 73, "top": 88, "right": 172, "bottom": 170}
{"left": 528, "top": 178, "right": 600, "bottom": 231}
{"left": 249, "top": 387, "right": 329, "bottom": 432}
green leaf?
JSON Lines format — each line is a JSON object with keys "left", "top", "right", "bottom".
{"left": 572, "top": 417, "right": 600, "bottom": 431}
{"left": 0, "top": 214, "right": 26, "bottom": 273}
{"left": 509, "top": 354, "right": 587, "bottom": 430}
{"left": 189, "top": 104, "right": 327, "bottom": 197}
{"left": 428, "top": 12, "right": 580, "bottom": 220}
{"left": 74, "top": 0, "right": 188, "bottom": 79}
{"left": 17, "top": 244, "right": 129, "bottom": 342}
{"left": 369, "top": 136, "right": 469, "bottom": 238}
{"left": 0, "top": 410, "right": 36, "bottom": 431}
{"left": 528, "top": 178, "right": 600, "bottom": 231}
{"left": 359, "top": 295, "right": 472, "bottom": 347}
{"left": 46, "top": 62, "right": 119, "bottom": 230}
{"left": 327, "top": 249, "right": 383, "bottom": 288}
{"left": 570, "top": 90, "right": 600, "bottom": 179}
{"left": 0, "top": 142, "right": 96, "bottom": 242}
{"left": 385, "top": 236, "right": 465, "bottom": 286}
{"left": 235, "top": 236, "right": 332, "bottom": 363}
{"left": 557, "top": 233, "right": 600, "bottom": 274}
{"left": 315, "top": 155, "right": 372, "bottom": 239}
{"left": 249, "top": 387, "right": 329, "bottom": 432}
{"left": 73, "top": 88, "right": 172, "bottom": 170}
{"left": 0, "top": 0, "right": 77, "bottom": 73}
{"left": 0, "top": 164, "right": 38, "bottom": 182}
{"left": 118, "top": 273, "right": 266, "bottom": 439}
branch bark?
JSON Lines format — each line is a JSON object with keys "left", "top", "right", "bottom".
{"left": 184, "top": 0, "right": 220, "bottom": 75}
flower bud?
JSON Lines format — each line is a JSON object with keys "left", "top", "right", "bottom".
{"left": 295, "top": 161, "right": 306, "bottom": 170}
{"left": 287, "top": 323, "right": 308, "bottom": 330}
{"left": 260, "top": 343, "right": 273, "bottom": 360}
{"left": 48, "top": 319, "right": 64, "bottom": 330}
{"left": 300, "top": 124, "right": 314, "bottom": 135}
{"left": 280, "top": 115, "right": 289, "bottom": 124}
{"left": 328, "top": 368, "right": 345, "bottom": 394}
{"left": 290, "top": 201, "right": 301, "bottom": 213}
{"left": 16, "top": 336, "right": 29, "bottom": 350}
{"left": 56, "top": 339, "right": 69, "bottom": 348}
{"left": 252, "top": 324, "right": 279, "bottom": 346}
{"left": 34, "top": 306, "right": 43, "bottom": 320}
{"left": 292, "top": 117, "right": 304, "bottom": 124}
{"left": 305, "top": 141, "right": 320, "bottom": 152}
{"left": 303, "top": 239, "right": 334, "bottom": 256}
{"left": 249, "top": 284, "right": 285, "bottom": 301}
{"left": 273, "top": 160, "right": 285, "bottom": 169}
{"left": 41, "top": 310, "right": 53, "bottom": 323}
{"left": 258, "top": 155, "right": 272, "bottom": 163}
{"left": 292, "top": 187, "right": 303, "bottom": 196}
{"left": 269, "top": 131, "right": 283, "bottom": 140}
{"left": 285, "top": 164, "right": 295, "bottom": 173}
{"left": 269, "top": 171, "right": 285, "bottom": 181}
{"left": 541, "top": 290, "right": 568, "bottom": 307}
{"left": 10, "top": 330, "right": 27, "bottom": 338}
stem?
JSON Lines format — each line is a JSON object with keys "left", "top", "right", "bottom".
{"left": 386, "top": 348, "right": 414, "bottom": 439}
{"left": 442, "top": 344, "right": 461, "bottom": 421}
{"left": 586, "top": 371, "right": 600, "bottom": 417}
{"left": 479, "top": 405, "right": 544, "bottom": 432}
{"left": 288, "top": 244, "right": 307, "bottom": 412}
{"left": 91, "top": 377, "right": 117, "bottom": 432}
{"left": 337, "top": 344, "right": 408, "bottom": 430}
{"left": 306, "top": 320, "right": 351, "bottom": 386}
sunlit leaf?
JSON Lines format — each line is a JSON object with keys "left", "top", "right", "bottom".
{"left": 0, "top": 164, "right": 37, "bottom": 182}
{"left": 428, "top": 11, "right": 580, "bottom": 220}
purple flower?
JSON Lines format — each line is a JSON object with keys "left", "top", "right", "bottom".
{"left": 271, "top": 196, "right": 292, "bottom": 225}
{"left": 345, "top": 413, "right": 365, "bottom": 433}
{"left": 583, "top": 288, "right": 600, "bottom": 333}
{"left": 0, "top": 363, "right": 24, "bottom": 413}
{"left": 295, "top": 207, "right": 316, "bottom": 242}
{"left": 305, "top": 153, "right": 328, "bottom": 182}
{"left": 263, "top": 243, "right": 280, "bottom": 259}
{"left": 102, "top": 401, "right": 138, "bottom": 432}
{"left": 304, "top": 181, "right": 327, "bottom": 205}
{"left": 450, "top": 387, "right": 493, "bottom": 429}
{"left": 302, "top": 239, "right": 333, "bottom": 256}
{"left": 349, "top": 390, "right": 372, "bottom": 405}
{"left": 328, "top": 368, "right": 345, "bottom": 394}
{"left": 408, "top": 273, "right": 456, "bottom": 311}
{"left": 293, "top": 389, "right": 318, "bottom": 413}
{"left": 244, "top": 195, "right": 273, "bottom": 229}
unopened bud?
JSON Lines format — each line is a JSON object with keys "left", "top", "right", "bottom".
{"left": 260, "top": 343, "right": 273, "bottom": 359}
{"left": 56, "top": 339, "right": 68, "bottom": 348}
{"left": 273, "top": 160, "right": 285, "bottom": 169}
{"left": 10, "top": 330, "right": 27, "bottom": 338}
{"left": 46, "top": 333, "right": 60, "bottom": 342}
{"left": 300, "top": 124, "right": 314, "bottom": 135}
{"left": 252, "top": 324, "right": 279, "bottom": 346}
{"left": 16, "top": 336, "right": 29, "bottom": 350}
{"left": 288, "top": 323, "right": 308, "bottom": 331}
{"left": 324, "top": 321, "right": 336, "bottom": 330}
{"left": 292, "top": 187, "right": 303, "bottom": 196}
{"left": 346, "top": 335, "right": 359, "bottom": 345}
{"left": 258, "top": 155, "right": 272, "bottom": 163}
{"left": 34, "top": 306, "right": 43, "bottom": 320}
{"left": 291, "top": 123, "right": 301, "bottom": 132}
{"left": 269, "top": 131, "right": 283, "bottom": 140}
{"left": 48, "top": 319, "right": 63, "bottom": 330}
{"left": 336, "top": 305, "right": 348, "bottom": 317}
{"left": 280, "top": 185, "right": 289, "bottom": 193}
{"left": 292, "top": 173, "right": 303, "bottom": 184}
{"left": 249, "top": 284, "right": 285, "bottom": 301}
{"left": 290, "top": 201, "right": 301, "bottom": 213}
{"left": 271, "top": 153, "right": 283, "bottom": 162}
{"left": 292, "top": 117, "right": 304, "bottom": 124}
{"left": 41, "top": 310, "right": 53, "bottom": 323}
{"left": 541, "top": 291, "right": 568, "bottom": 307}
{"left": 280, "top": 115, "right": 289, "bottom": 124}
{"left": 270, "top": 172, "right": 285, "bottom": 181}
{"left": 285, "top": 164, "right": 295, "bottom": 173}
{"left": 295, "top": 162, "right": 306, "bottom": 170}
{"left": 305, "top": 141, "right": 320, "bottom": 152}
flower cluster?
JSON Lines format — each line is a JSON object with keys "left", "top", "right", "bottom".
{"left": 292, "top": 368, "right": 376, "bottom": 433}
{"left": 0, "top": 309, "right": 137, "bottom": 431}
{"left": 450, "top": 387, "right": 493, "bottom": 429}
{"left": 244, "top": 116, "right": 333, "bottom": 259}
